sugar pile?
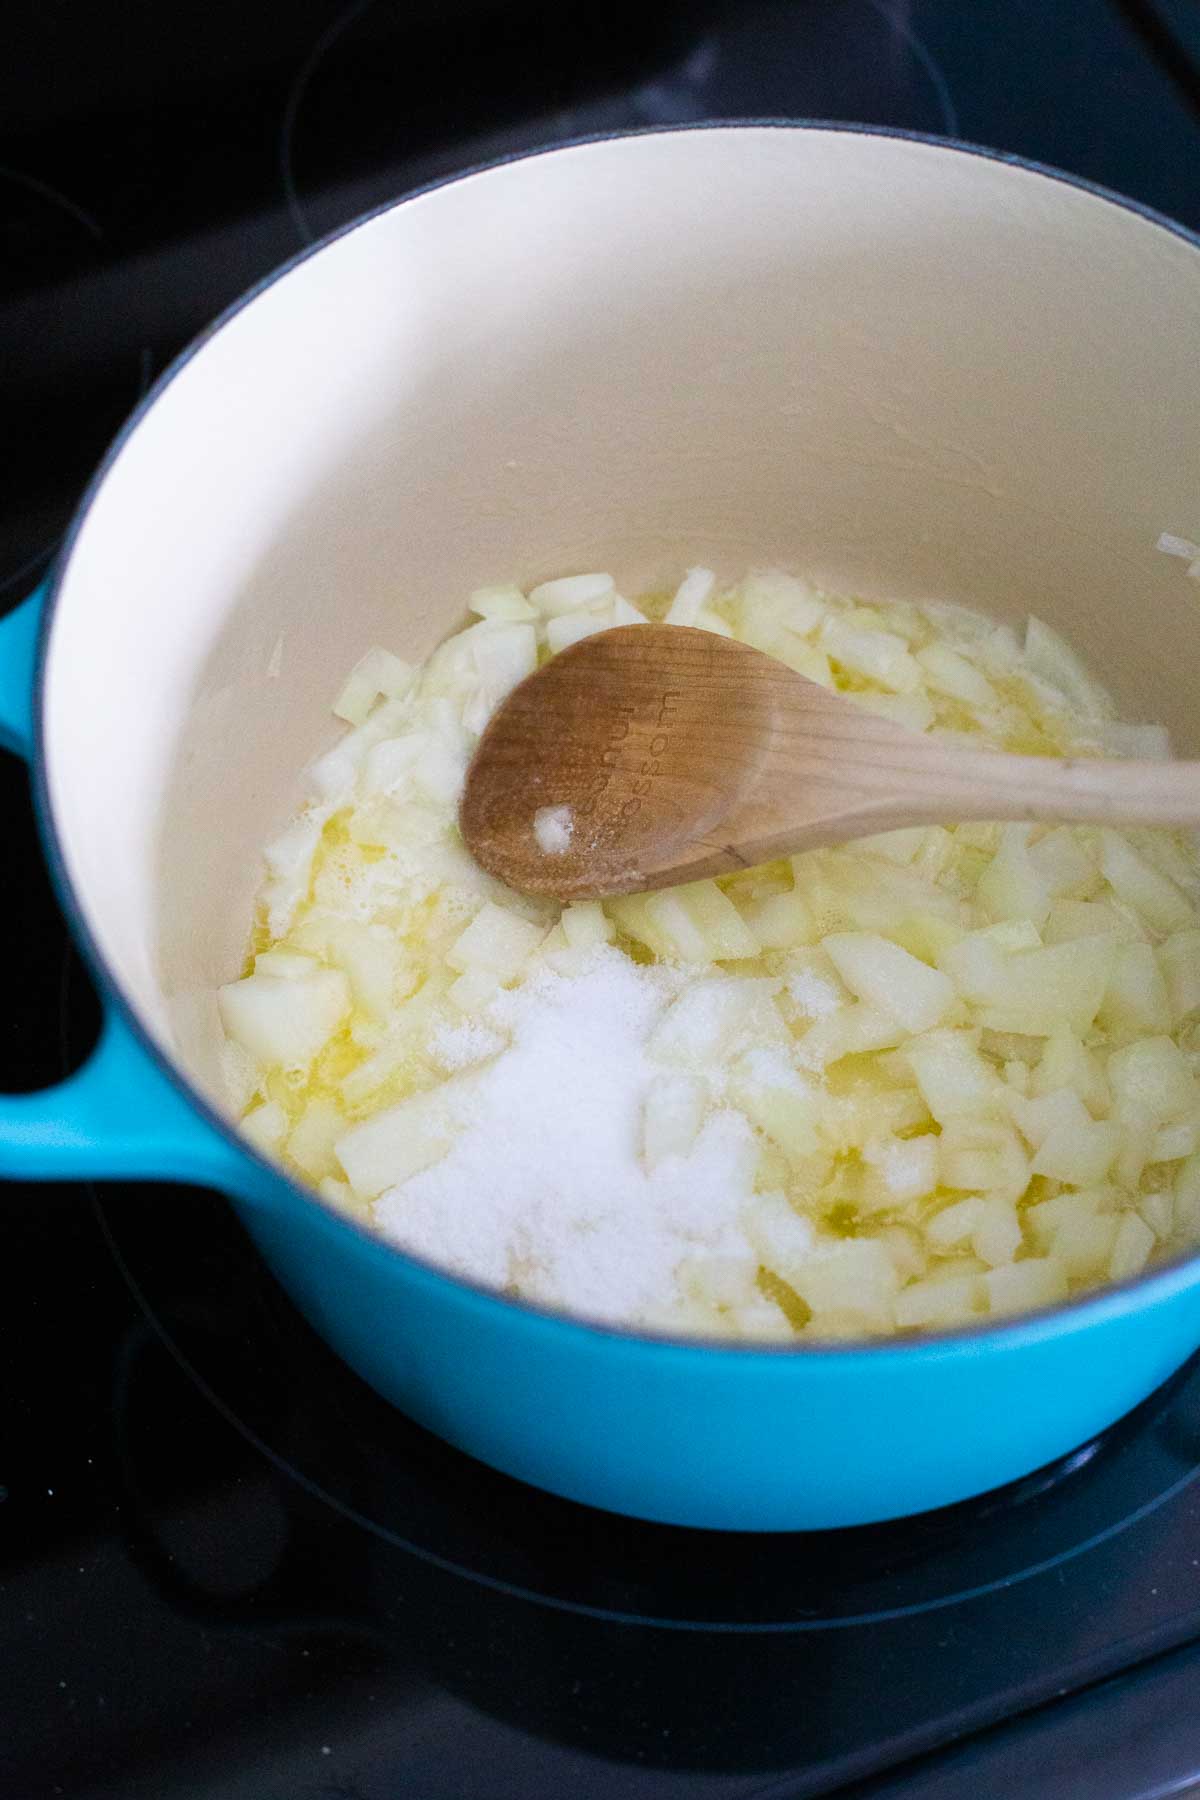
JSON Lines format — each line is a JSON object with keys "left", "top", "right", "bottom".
{"left": 373, "top": 948, "right": 758, "bottom": 1324}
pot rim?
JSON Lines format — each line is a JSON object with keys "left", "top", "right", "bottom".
{"left": 33, "top": 118, "right": 1200, "bottom": 1363}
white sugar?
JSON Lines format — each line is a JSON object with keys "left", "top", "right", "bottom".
{"left": 787, "top": 967, "right": 843, "bottom": 1018}
{"left": 374, "top": 949, "right": 758, "bottom": 1325}
{"left": 427, "top": 1018, "right": 505, "bottom": 1072}
{"left": 533, "top": 804, "right": 574, "bottom": 855}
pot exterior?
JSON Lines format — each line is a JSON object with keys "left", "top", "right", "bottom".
{"left": 9, "top": 126, "right": 1200, "bottom": 1533}
{"left": 237, "top": 1191, "right": 1200, "bottom": 1530}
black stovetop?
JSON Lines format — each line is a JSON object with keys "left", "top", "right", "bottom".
{"left": 4, "top": 4, "right": 1200, "bottom": 1797}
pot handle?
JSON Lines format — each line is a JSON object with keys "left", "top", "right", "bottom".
{"left": 0, "top": 585, "right": 41, "bottom": 758}
{"left": 0, "top": 588, "right": 251, "bottom": 1192}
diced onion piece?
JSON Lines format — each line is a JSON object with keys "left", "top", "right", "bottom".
{"left": 1114, "top": 1113, "right": 1157, "bottom": 1193}
{"left": 881, "top": 1224, "right": 928, "bottom": 1280}
{"left": 561, "top": 902, "right": 614, "bottom": 950}
{"left": 673, "top": 880, "right": 760, "bottom": 961}
{"left": 1107, "top": 1035, "right": 1197, "bottom": 1125}
{"left": 1046, "top": 1210, "right": 1119, "bottom": 1279}
{"left": 977, "top": 622, "right": 1023, "bottom": 676}
{"left": 795, "top": 1003, "right": 904, "bottom": 1070}
{"left": 780, "top": 639, "right": 835, "bottom": 686}
{"left": 1031, "top": 1117, "right": 1122, "bottom": 1185}
{"left": 317, "top": 1176, "right": 367, "bottom": 1221}
{"left": 1139, "top": 1190, "right": 1176, "bottom": 1238}
{"left": 647, "top": 977, "right": 782, "bottom": 1068}
{"left": 611, "top": 594, "right": 650, "bottom": 627}
{"left": 1009, "top": 1086, "right": 1092, "bottom": 1149}
{"left": 1024, "top": 617, "right": 1115, "bottom": 719}
{"left": 977, "top": 825, "right": 1052, "bottom": 930}
{"left": 240, "top": 1099, "right": 288, "bottom": 1155}
{"left": 1175, "top": 1152, "right": 1200, "bottom": 1237}
{"left": 642, "top": 1073, "right": 707, "bottom": 1170}
{"left": 286, "top": 1095, "right": 347, "bottom": 1181}
{"left": 852, "top": 691, "right": 936, "bottom": 733}
{"left": 261, "top": 811, "right": 326, "bottom": 936}
{"left": 447, "top": 903, "right": 547, "bottom": 982}
{"left": 1157, "top": 532, "right": 1200, "bottom": 560}
{"left": 1097, "top": 941, "right": 1172, "bottom": 1035}
{"left": 739, "top": 887, "right": 815, "bottom": 953}
{"left": 468, "top": 583, "right": 536, "bottom": 622}
{"left": 783, "top": 950, "right": 848, "bottom": 1018}
{"left": 984, "top": 1257, "right": 1069, "bottom": 1317}
{"left": 1108, "top": 1212, "right": 1155, "bottom": 1282}
{"left": 892, "top": 911, "right": 965, "bottom": 965}
{"left": 361, "top": 732, "right": 425, "bottom": 797}
{"left": 742, "top": 570, "right": 827, "bottom": 638}
{"left": 1028, "top": 828, "right": 1097, "bottom": 900}
{"left": 926, "top": 1195, "right": 986, "bottom": 1249}
{"left": 694, "top": 608, "right": 734, "bottom": 637}
{"left": 679, "top": 1256, "right": 759, "bottom": 1311}
{"left": 1025, "top": 1187, "right": 1113, "bottom": 1254}
{"left": 904, "top": 1030, "right": 1003, "bottom": 1124}
{"left": 1100, "top": 830, "right": 1194, "bottom": 934}
{"left": 333, "top": 647, "right": 415, "bottom": 725}
{"left": 336, "top": 1086, "right": 464, "bottom": 1200}
{"left": 253, "top": 949, "right": 321, "bottom": 980}
{"left": 976, "top": 938, "right": 1117, "bottom": 1037}
{"left": 1152, "top": 1122, "right": 1197, "bottom": 1163}
{"left": 1043, "top": 900, "right": 1141, "bottom": 945}
{"left": 320, "top": 919, "right": 399, "bottom": 1022}
{"left": 862, "top": 1134, "right": 938, "bottom": 1204}
{"left": 220, "top": 1038, "right": 262, "bottom": 1115}
{"left": 410, "top": 733, "right": 469, "bottom": 808}
{"left": 1159, "top": 929, "right": 1200, "bottom": 1023}
{"left": 895, "top": 1272, "right": 984, "bottom": 1330}
{"left": 788, "top": 1240, "right": 900, "bottom": 1333}
{"left": 730, "top": 1049, "right": 820, "bottom": 1162}
{"left": 665, "top": 566, "right": 716, "bottom": 626}
{"left": 448, "top": 967, "right": 502, "bottom": 1015}
{"left": 915, "top": 642, "right": 996, "bottom": 706}
{"left": 851, "top": 827, "right": 928, "bottom": 867}
{"left": 970, "top": 1196, "right": 1023, "bottom": 1267}
{"left": 979, "top": 919, "right": 1044, "bottom": 951}
{"left": 218, "top": 969, "right": 350, "bottom": 1069}
{"left": 938, "top": 1119, "right": 1029, "bottom": 1196}
{"left": 464, "top": 621, "right": 538, "bottom": 728}
{"left": 610, "top": 882, "right": 759, "bottom": 964}
{"left": 820, "top": 617, "right": 921, "bottom": 692}
{"left": 743, "top": 1191, "right": 816, "bottom": 1278}
{"left": 546, "top": 610, "right": 609, "bottom": 654}
{"left": 823, "top": 931, "right": 955, "bottom": 1034}
{"left": 529, "top": 573, "right": 614, "bottom": 616}
{"left": 1031, "top": 1025, "right": 1111, "bottom": 1117}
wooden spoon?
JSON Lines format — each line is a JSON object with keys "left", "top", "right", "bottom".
{"left": 459, "top": 624, "right": 1200, "bottom": 901}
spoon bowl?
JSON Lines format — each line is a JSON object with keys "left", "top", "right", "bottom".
{"left": 460, "top": 624, "right": 1200, "bottom": 900}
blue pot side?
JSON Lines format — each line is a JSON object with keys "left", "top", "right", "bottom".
{"left": 237, "top": 1193, "right": 1200, "bottom": 1531}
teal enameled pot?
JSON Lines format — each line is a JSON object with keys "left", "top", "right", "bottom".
{"left": 3, "top": 125, "right": 1200, "bottom": 1530}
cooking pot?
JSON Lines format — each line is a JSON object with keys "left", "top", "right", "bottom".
{"left": 4, "top": 125, "right": 1200, "bottom": 1531}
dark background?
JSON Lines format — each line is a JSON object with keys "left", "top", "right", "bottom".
{"left": 3, "top": 4, "right": 1200, "bottom": 1797}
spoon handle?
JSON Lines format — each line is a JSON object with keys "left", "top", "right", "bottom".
{"left": 750, "top": 717, "right": 1200, "bottom": 854}
{"left": 833, "top": 740, "right": 1200, "bottom": 832}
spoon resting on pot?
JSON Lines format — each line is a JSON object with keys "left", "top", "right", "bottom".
{"left": 459, "top": 624, "right": 1200, "bottom": 902}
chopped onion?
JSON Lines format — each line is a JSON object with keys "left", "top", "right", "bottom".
{"left": 230, "top": 560, "right": 1200, "bottom": 1342}
{"left": 332, "top": 646, "right": 415, "bottom": 726}
{"left": 665, "top": 566, "right": 716, "bottom": 626}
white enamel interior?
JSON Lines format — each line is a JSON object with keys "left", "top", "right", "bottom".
{"left": 41, "top": 127, "right": 1200, "bottom": 1107}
